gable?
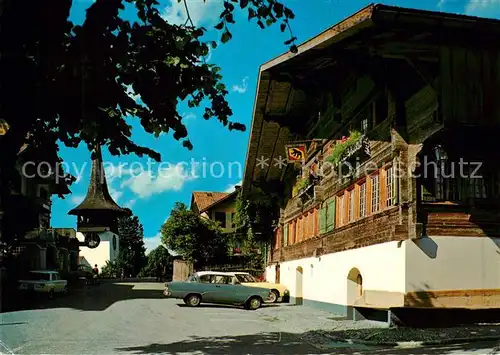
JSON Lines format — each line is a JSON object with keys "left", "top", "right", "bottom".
{"left": 191, "top": 192, "right": 230, "bottom": 213}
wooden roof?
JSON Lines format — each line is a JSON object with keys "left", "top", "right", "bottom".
{"left": 68, "top": 146, "right": 128, "bottom": 216}
{"left": 242, "top": 3, "right": 500, "bottom": 194}
{"left": 191, "top": 192, "right": 230, "bottom": 212}
{"left": 191, "top": 188, "right": 240, "bottom": 214}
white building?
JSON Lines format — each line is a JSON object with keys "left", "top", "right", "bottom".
{"left": 241, "top": 4, "right": 500, "bottom": 324}
{"left": 76, "top": 231, "right": 120, "bottom": 270}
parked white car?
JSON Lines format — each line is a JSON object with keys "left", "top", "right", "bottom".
{"left": 18, "top": 270, "right": 68, "bottom": 299}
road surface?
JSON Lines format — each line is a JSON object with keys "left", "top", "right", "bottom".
{"left": 1, "top": 282, "right": 498, "bottom": 354}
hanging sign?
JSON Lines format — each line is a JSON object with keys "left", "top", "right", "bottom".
{"left": 285, "top": 144, "right": 307, "bottom": 163}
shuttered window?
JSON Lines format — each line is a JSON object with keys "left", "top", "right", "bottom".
{"left": 359, "top": 182, "right": 366, "bottom": 218}
{"left": 326, "top": 199, "right": 336, "bottom": 231}
{"left": 338, "top": 194, "right": 344, "bottom": 225}
{"left": 284, "top": 224, "right": 289, "bottom": 247}
{"left": 386, "top": 166, "right": 394, "bottom": 207}
{"left": 392, "top": 165, "right": 398, "bottom": 206}
{"left": 348, "top": 189, "right": 355, "bottom": 222}
{"left": 319, "top": 205, "right": 327, "bottom": 234}
{"left": 371, "top": 174, "right": 380, "bottom": 213}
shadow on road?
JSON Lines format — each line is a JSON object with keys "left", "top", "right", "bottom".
{"left": 114, "top": 332, "right": 500, "bottom": 355}
{"left": 116, "top": 332, "right": 325, "bottom": 354}
{"left": 2, "top": 281, "right": 286, "bottom": 313}
{"left": 2, "top": 281, "right": 165, "bottom": 312}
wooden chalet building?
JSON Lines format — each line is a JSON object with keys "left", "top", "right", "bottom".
{"left": 190, "top": 187, "right": 245, "bottom": 255}
{"left": 190, "top": 189, "right": 239, "bottom": 234}
{"left": 242, "top": 4, "right": 500, "bottom": 318}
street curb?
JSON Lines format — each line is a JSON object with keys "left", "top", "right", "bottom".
{"left": 319, "top": 332, "right": 500, "bottom": 347}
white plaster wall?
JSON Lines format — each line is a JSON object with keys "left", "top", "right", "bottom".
{"left": 78, "top": 241, "right": 110, "bottom": 270}
{"left": 266, "top": 241, "right": 406, "bottom": 306}
{"left": 265, "top": 266, "right": 276, "bottom": 284}
{"left": 406, "top": 236, "right": 500, "bottom": 292}
{"left": 76, "top": 231, "right": 119, "bottom": 270}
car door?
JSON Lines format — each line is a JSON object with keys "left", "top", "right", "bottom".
{"left": 52, "top": 273, "right": 65, "bottom": 291}
{"left": 196, "top": 274, "right": 218, "bottom": 302}
{"left": 213, "top": 275, "right": 247, "bottom": 304}
{"left": 49, "top": 273, "right": 58, "bottom": 291}
{"left": 206, "top": 275, "right": 236, "bottom": 304}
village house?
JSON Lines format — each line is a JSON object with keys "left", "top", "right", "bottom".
{"left": 190, "top": 188, "right": 240, "bottom": 236}
{"left": 242, "top": 4, "right": 500, "bottom": 320}
{"left": 190, "top": 187, "right": 259, "bottom": 266}
{"left": 0, "top": 122, "right": 75, "bottom": 275}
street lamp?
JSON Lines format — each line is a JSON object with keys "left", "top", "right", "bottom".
{"left": 434, "top": 145, "right": 448, "bottom": 162}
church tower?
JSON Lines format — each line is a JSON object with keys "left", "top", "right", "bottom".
{"left": 69, "top": 146, "right": 130, "bottom": 248}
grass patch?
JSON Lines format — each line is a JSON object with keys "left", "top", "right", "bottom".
{"left": 327, "top": 325, "right": 500, "bottom": 343}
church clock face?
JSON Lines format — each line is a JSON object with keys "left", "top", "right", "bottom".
{"left": 84, "top": 232, "right": 101, "bottom": 249}
{"left": 112, "top": 235, "right": 117, "bottom": 251}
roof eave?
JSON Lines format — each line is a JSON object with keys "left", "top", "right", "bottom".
{"left": 241, "top": 6, "right": 377, "bottom": 194}
{"left": 199, "top": 190, "right": 239, "bottom": 214}
{"left": 259, "top": 4, "right": 376, "bottom": 74}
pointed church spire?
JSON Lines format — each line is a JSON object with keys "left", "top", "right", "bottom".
{"left": 68, "top": 146, "right": 129, "bottom": 217}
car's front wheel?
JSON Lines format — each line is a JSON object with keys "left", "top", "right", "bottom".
{"left": 246, "top": 297, "right": 262, "bottom": 310}
{"left": 269, "top": 289, "right": 280, "bottom": 303}
{"left": 184, "top": 294, "right": 201, "bottom": 307}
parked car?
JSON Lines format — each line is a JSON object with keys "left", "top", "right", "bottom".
{"left": 163, "top": 271, "right": 272, "bottom": 310}
{"left": 232, "top": 272, "right": 290, "bottom": 303}
{"left": 18, "top": 270, "right": 68, "bottom": 299}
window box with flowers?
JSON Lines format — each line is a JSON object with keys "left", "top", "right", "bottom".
{"left": 292, "top": 177, "right": 311, "bottom": 196}
{"left": 233, "top": 247, "right": 242, "bottom": 255}
{"left": 325, "top": 130, "right": 370, "bottom": 175}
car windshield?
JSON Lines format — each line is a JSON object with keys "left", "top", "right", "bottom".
{"left": 28, "top": 273, "right": 51, "bottom": 281}
{"left": 235, "top": 274, "right": 257, "bottom": 283}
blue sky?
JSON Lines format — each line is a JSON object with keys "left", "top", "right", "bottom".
{"left": 51, "top": 0, "right": 500, "bottom": 252}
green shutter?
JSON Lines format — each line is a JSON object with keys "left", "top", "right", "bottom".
{"left": 319, "top": 206, "right": 327, "bottom": 234}
{"left": 284, "top": 224, "right": 289, "bottom": 247}
{"left": 326, "top": 199, "right": 336, "bottom": 231}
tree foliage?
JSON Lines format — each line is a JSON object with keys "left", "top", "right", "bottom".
{"left": 0, "top": 0, "right": 297, "bottom": 248}
{"left": 101, "top": 260, "right": 121, "bottom": 278}
{"left": 117, "top": 209, "right": 147, "bottom": 277}
{"left": 160, "top": 202, "right": 227, "bottom": 267}
{"left": 0, "top": 0, "right": 296, "bottom": 181}
{"left": 140, "top": 245, "right": 172, "bottom": 277}
{"left": 234, "top": 178, "right": 283, "bottom": 243}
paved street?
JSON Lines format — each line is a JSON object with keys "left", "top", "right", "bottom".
{"left": 1, "top": 281, "right": 499, "bottom": 354}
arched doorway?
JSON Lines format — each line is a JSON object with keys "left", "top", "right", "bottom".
{"left": 346, "top": 267, "right": 363, "bottom": 319}
{"left": 295, "top": 266, "right": 303, "bottom": 305}
{"left": 346, "top": 267, "right": 363, "bottom": 305}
